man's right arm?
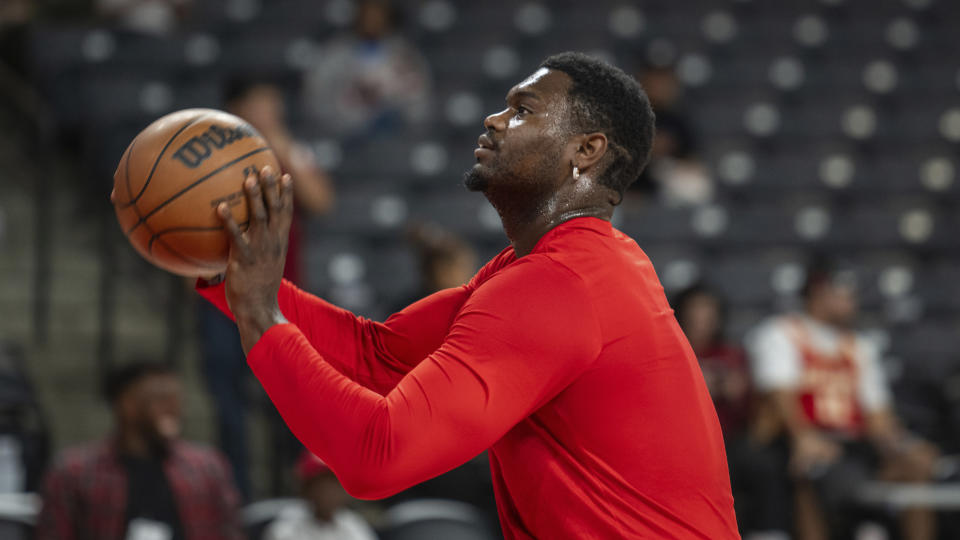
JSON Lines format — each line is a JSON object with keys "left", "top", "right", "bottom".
{"left": 198, "top": 278, "right": 472, "bottom": 395}
{"left": 198, "top": 248, "right": 513, "bottom": 395}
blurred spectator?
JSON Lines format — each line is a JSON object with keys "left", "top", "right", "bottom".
{"left": 95, "top": 0, "right": 191, "bottom": 35}
{"left": 263, "top": 451, "right": 377, "bottom": 540}
{"left": 0, "top": 0, "right": 32, "bottom": 78}
{"left": 0, "top": 0, "right": 30, "bottom": 23}
{"left": 226, "top": 77, "right": 335, "bottom": 284}
{"left": 301, "top": 0, "right": 432, "bottom": 142}
{"left": 744, "top": 260, "right": 939, "bottom": 540}
{"left": 0, "top": 342, "right": 49, "bottom": 540}
{"left": 0, "top": 342, "right": 49, "bottom": 494}
{"left": 673, "top": 284, "right": 751, "bottom": 438}
{"left": 382, "top": 224, "right": 499, "bottom": 526}
{"left": 199, "top": 77, "right": 336, "bottom": 500}
{"left": 36, "top": 360, "right": 243, "bottom": 540}
{"left": 629, "top": 64, "right": 711, "bottom": 207}
{"left": 407, "top": 222, "right": 477, "bottom": 298}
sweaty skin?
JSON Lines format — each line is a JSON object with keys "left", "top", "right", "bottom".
{"left": 199, "top": 216, "right": 738, "bottom": 538}
{"left": 208, "top": 67, "right": 740, "bottom": 539}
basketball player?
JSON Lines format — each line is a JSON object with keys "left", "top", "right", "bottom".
{"left": 200, "top": 52, "right": 739, "bottom": 538}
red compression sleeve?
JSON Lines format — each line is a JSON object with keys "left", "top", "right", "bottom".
{"left": 197, "top": 279, "right": 472, "bottom": 394}
{"left": 246, "top": 258, "right": 602, "bottom": 499}
{"left": 196, "top": 248, "right": 514, "bottom": 394}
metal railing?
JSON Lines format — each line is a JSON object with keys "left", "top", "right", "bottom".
{"left": 0, "top": 58, "right": 55, "bottom": 346}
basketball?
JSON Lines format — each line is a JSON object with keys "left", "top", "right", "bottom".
{"left": 112, "top": 108, "right": 280, "bottom": 276}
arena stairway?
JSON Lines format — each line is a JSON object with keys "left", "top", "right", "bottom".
{"left": 0, "top": 104, "right": 217, "bottom": 459}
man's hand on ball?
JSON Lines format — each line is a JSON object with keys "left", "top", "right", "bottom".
{"left": 218, "top": 165, "right": 292, "bottom": 354}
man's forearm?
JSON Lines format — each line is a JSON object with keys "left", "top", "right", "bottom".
{"left": 235, "top": 305, "right": 288, "bottom": 356}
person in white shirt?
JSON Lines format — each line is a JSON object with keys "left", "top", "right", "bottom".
{"left": 264, "top": 451, "right": 377, "bottom": 540}
{"left": 745, "top": 261, "right": 938, "bottom": 540}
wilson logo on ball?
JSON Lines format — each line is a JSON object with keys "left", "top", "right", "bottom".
{"left": 171, "top": 124, "right": 258, "bottom": 169}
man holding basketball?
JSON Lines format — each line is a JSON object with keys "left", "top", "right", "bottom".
{"left": 200, "top": 52, "right": 739, "bottom": 538}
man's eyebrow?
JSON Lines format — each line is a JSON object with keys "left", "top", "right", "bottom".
{"left": 506, "top": 89, "right": 542, "bottom": 103}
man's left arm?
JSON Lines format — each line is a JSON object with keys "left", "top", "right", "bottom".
{"left": 246, "top": 260, "right": 602, "bottom": 499}
{"left": 212, "top": 168, "right": 601, "bottom": 497}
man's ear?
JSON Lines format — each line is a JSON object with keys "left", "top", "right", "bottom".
{"left": 574, "top": 132, "right": 608, "bottom": 175}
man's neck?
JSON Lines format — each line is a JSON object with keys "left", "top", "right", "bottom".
{"left": 491, "top": 195, "right": 613, "bottom": 257}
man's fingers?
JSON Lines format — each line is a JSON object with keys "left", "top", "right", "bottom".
{"left": 246, "top": 174, "right": 268, "bottom": 225}
{"left": 280, "top": 174, "right": 294, "bottom": 212}
{"left": 218, "top": 203, "right": 253, "bottom": 260}
{"left": 260, "top": 166, "right": 281, "bottom": 214}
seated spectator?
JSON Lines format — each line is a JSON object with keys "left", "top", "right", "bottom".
{"left": 226, "top": 78, "right": 336, "bottom": 228}
{"left": 745, "top": 260, "right": 939, "bottom": 540}
{"left": 301, "top": 0, "right": 432, "bottom": 141}
{"left": 0, "top": 0, "right": 31, "bottom": 77}
{"left": 673, "top": 284, "right": 751, "bottom": 438}
{"left": 198, "top": 77, "right": 336, "bottom": 500}
{"left": 382, "top": 224, "right": 499, "bottom": 526}
{"left": 628, "top": 63, "right": 711, "bottom": 207}
{"left": 263, "top": 451, "right": 376, "bottom": 540}
{"left": 0, "top": 341, "right": 49, "bottom": 540}
{"left": 36, "top": 360, "right": 243, "bottom": 539}
{"left": 407, "top": 222, "right": 477, "bottom": 297}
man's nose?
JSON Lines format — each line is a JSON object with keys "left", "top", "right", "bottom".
{"left": 483, "top": 108, "right": 510, "bottom": 132}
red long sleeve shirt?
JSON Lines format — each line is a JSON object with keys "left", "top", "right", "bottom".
{"left": 199, "top": 217, "right": 739, "bottom": 539}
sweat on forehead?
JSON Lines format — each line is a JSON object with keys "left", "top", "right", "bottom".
{"left": 516, "top": 67, "right": 551, "bottom": 89}
{"left": 510, "top": 68, "right": 571, "bottom": 100}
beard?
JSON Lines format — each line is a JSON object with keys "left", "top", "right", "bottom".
{"left": 462, "top": 144, "right": 564, "bottom": 231}
{"left": 463, "top": 165, "right": 490, "bottom": 192}
{"left": 463, "top": 141, "right": 562, "bottom": 194}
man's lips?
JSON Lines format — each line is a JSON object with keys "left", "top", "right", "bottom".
{"left": 474, "top": 147, "right": 494, "bottom": 159}
{"left": 475, "top": 134, "right": 496, "bottom": 159}
{"left": 477, "top": 134, "right": 496, "bottom": 151}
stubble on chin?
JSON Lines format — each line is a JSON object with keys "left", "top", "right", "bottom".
{"left": 463, "top": 165, "right": 490, "bottom": 192}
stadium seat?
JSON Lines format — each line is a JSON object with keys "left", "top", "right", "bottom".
{"left": 379, "top": 499, "right": 497, "bottom": 540}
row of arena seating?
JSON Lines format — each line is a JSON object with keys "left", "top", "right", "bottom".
{"left": 24, "top": 0, "right": 960, "bottom": 392}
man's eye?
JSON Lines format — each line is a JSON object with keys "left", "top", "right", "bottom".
{"left": 515, "top": 106, "right": 529, "bottom": 117}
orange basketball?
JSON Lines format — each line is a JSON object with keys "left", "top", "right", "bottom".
{"left": 112, "top": 108, "right": 280, "bottom": 276}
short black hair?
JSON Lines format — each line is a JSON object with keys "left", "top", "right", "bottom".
{"left": 102, "top": 360, "right": 175, "bottom": 404}
{"left": 540, "top": 52, "right": 655, "bottom": 196}
{"left": 801, "top": 256, "right": 857, "bottom": 300}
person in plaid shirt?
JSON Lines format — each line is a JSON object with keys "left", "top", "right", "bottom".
{"left": 36, "top": 361, "right": 243, "bottom": 540}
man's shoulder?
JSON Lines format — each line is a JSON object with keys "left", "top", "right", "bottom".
{"left": 481, "top": 251, "right": 588, "bottom": 291}
{"left": 469, "top": 246, "right": 516, "bottom": 287}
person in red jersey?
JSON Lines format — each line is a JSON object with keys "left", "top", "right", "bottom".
{"left": 746, "top": 260, "right": 939, "bottom": 540}
{"left": 199, "top": 52, "right": 740, "bottom": 539}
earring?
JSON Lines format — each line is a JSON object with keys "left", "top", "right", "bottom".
{"left": 573, "top": 166, "right": 580, "bottom": 179}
